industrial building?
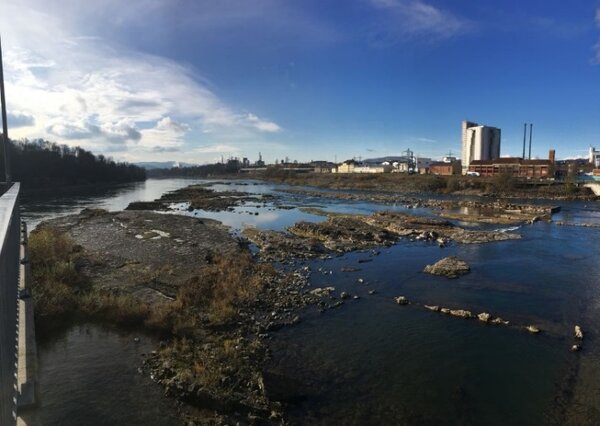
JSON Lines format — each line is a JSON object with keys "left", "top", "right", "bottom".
{"left": 589, "top": 146, "right": 600, "bottom": 168}
{"left": 429, "top": 161, "right": 462, "bottom": 175}
{"left": 461, "top": 120, "right": 501, "bottom": 174}
{"left": 468, "top": 150, "right": 555, "bottom": 178}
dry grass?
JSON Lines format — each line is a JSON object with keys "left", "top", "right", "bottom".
{"left": 30, "top": 227, "right": 273, "bottom": 333}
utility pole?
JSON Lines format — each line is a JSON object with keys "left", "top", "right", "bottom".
{"left": 0, "top": 36, "right": 11, "bottom": 184}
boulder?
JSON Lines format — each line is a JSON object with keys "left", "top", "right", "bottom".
{"left": 423, "top": 256, "right": 470, "bottom": 278}
{"left": 394, "top": 296, "right": 409, "bottom": 305}
{"left": 477, "top": 312, "right": 491, "bottom": 323}
{"left": 309, "top": 287, "right": 335, "bottom": 297}
{"left": 449, "top": 309, "right": 472, "bottom": 319}
{"left": 424, "top": 305, "right": 440, "bottom": 312}
{"left": 491, "top": 317, "right": 510, "bottom": 326}
{"left": 575, "top": 325, "right": 583, "bottom": 340}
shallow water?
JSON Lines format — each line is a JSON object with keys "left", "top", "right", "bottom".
{"left": 20, "top": 178, "right": 600, "bottom": 424}
{"left": 22, "top": 324, "right": 180, "bottom": 426}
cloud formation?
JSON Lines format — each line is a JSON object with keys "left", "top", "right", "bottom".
{"left": 368, "top": 0, "right": 470, "bottom": 46}
{"left": 1, "top": 0, "right": 283, "bottom": 161}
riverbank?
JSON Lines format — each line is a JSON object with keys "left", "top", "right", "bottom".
{"left": 255, "top": 172, "right": 597, "bottom": 201}
{"left": 30, "top": 208, "right": 347, "bottom": 423}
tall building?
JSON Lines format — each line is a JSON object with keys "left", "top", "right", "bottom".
{"left": 589, "top": 146, "right": 600, "bottom": 168}
{"left": 461, "top": 120, "right": 501, "bottom": 174}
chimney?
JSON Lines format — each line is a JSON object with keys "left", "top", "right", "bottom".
{"left": 522, "top": 123, "right": 527, "bottom": 159}
{"left": 549, "top": 149, "right": 555, "bottom": 163}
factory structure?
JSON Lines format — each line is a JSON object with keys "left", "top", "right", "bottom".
{"left": 460, "top": 121, "right": 501, "bottom": 174}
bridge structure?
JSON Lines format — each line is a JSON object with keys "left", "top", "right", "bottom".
{"left": 0, "top": 35, "right": 38, "bottom": 426}
{"left": 0, "top": 183, "right": 37, "bottom": 426}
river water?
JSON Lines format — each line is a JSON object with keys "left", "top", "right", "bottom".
{"left": 21, "top": 178, "right": 600, "bottom": 425}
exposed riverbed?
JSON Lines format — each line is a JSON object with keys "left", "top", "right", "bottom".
{"left": 21, "top": 178, "right": 600, "bottom": 424}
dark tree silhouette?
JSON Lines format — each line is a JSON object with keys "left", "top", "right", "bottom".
{"left": 0, "top": 138, "right": 146, "bottom": 187}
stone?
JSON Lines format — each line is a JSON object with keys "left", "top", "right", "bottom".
{"left": 491, "top": 317, "right": 509, "bottom": 326}
{"left": 575, "top": 325, "right": 583, "bottom": 340}
{"left": 394, "top": 296, "right": 409, "bottom": 305}
{"left": 423, "top": 256, "right": 470, "bottom": 278}
{"left": 477, "top": 312, "right": 491, "bottom": 323}
{"left": 526, "top": 325, "right": 540, "bottom": 334}
{"left": 449, "top": 309, "right": 472, "bottom": 319}
{"left": 309, "top": 287, "right": 335, "bottom": 297}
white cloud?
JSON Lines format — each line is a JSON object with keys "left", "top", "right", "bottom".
{"left": 193, "top": 144, "right": 239, "bottom": 154}
{"left": 0, "top": 0, "right": 283, "bottom": 158}
{"left": 244, "top": 113, "right": 281, "bottom": 132}
{"left": 368, "top": 0, "right": 470, "bottom": 46}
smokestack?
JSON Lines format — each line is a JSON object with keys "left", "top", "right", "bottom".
{"left": 549, "top": 149, "right": 555, "bottom": 163}
{"left": 522, "top": 123, "right": 527, "bottom": 159}
{"left": 528, "top": 123, "right": 533, "bottom": 160}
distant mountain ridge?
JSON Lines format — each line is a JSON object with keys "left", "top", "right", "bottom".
{"left": 135, "top": 161, "right": 197, "bottom": 170}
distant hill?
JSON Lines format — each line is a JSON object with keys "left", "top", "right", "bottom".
{"left": 135, "top": 161, "right": 197, "bottom": 170}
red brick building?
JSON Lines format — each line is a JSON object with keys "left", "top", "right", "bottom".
{"left": 429, "top": 161, "right": 462, "bottom": 175}
{"left": 468, "top": 158, "right": 552, "bottom": 178}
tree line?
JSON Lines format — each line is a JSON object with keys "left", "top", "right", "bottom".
{"left": 0, "top": 138, "right": 146, "bottom": 187}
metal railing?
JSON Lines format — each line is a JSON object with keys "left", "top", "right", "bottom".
{"left": 0, "top": 182, "right": 20, "bottom": 426}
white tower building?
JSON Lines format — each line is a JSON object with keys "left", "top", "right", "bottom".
{"left": 461, "top": 120, "right": 501, "bottom": 174}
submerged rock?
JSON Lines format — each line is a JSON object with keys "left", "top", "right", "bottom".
{"left": 309, "top": 287, "right": 335, "bottom": 297}
{"left": 491, "top": 317, "right": 510, "bottom": 326}
{"left": 423, "top": 256, "right": 470, "bottom": 278}
{"left": 394, "top": 296, "right": 409, "bottom": 305}
{"left": 575, "top": 325, "right": 584, "bottom": 340}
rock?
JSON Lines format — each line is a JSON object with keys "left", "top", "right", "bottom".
{"left": 309, "top": 287, "right": 335, "bottom": 297}
{"left": 394, "top": 296, "right": 409, "bottom": 305}
{"left": 449, "top": 309, "right": 472, "bottom": 319}
{"left": 571, "top": 344, "right": 581, "bottom": 352}
{"left": 477, "top": 312, "right": 491, "bottom": 323}
{"left": 491, "top": 317, "right": 509, "bottom": 326}
{"left": 440, "top": 308, "right": 450, "bottom": 314}
{"left": 357, "top": 278, "right": 364, "bottom": 284}
{"left": 340, "top": 292, "right": 350, "bottom": 300}
{"left": 526, "top": 325, "right": 540, "bottom": 334}
{"left": 424, "top": 305, "right": 440, "bottom": 312}
{"left": 575, "top": 325, "right": 583, "bottom": 340}
{"left": 423, "top": 256, "right": 470, "bottom": 278}
{"left": 368, "top": 290, "right": 376, "bottom": 295}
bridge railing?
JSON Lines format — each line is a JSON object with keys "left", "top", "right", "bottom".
{"left": 0, "top": 182, "right": 20, "bottom": 426}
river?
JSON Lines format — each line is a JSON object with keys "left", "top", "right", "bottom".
{"left": 21, "top": 178, "right": 600, "bottom": 425}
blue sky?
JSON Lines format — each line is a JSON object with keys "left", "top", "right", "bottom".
{"left": 2, "top": 0, "right": 600, "bottom": 163}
